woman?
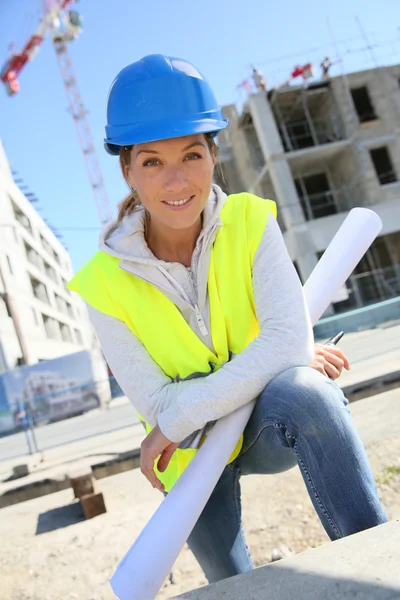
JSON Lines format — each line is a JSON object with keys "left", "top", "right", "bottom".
{"left": 69, "top": 54, "right": 387, "bottom": 583}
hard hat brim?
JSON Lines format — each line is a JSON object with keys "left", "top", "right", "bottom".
{"left": 104, "top": 117, "right": 229, "bottom": 156}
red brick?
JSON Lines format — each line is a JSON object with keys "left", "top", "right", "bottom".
{"left": 70, "top": 472, "right": 95, "bottom": 499}
{"left": 80, "top": 492, "right": 107, "bottom": 519}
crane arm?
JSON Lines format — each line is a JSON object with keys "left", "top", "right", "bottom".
{"left": 1, "top": 0, "right": 76, "bottom": 89}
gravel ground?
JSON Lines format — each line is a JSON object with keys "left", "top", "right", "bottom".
{"left": 1, "top": 395, "right": 399, "bottom": 600}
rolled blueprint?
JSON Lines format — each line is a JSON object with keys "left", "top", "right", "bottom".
{"left": 111, "top": 207, "right": 382, "bottom": 600}
{"left": 303, "top": 207, "right": 382, "bottom": 324}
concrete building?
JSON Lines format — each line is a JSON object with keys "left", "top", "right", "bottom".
{"left": 217, "top": 65, "right": 400, "bottom": 314}
{"left": 0, "top": 139, "right": 96, "bottom": 370}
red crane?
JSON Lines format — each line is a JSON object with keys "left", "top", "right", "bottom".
{"left": 0, "top": 0, "right": 113, "bottom": 224}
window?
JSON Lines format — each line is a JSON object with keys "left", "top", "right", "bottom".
{"left": 61, "top": 323, "right": 73, "bottom": 343}
{"left": 30, "top": 276, "right": 50, "bottom": 304}
{"left": 53, "top": 250, "right": 61, "bottom": 265}
{"left": 350, "top": 87, "right": 377, "bottom": 123}
{"left": 74, "top": 328, "right": 83, "bottom": 345}
{"left": 370, "top": 147, "right": 397, "bottom": 185}
{"left": 295, "top": 173, "right": 337, "bottom": 220}
{"left": 6, "top": 255, "right": 13, "bottom": 275}
{"left": 55, "top": 293, "right": 67, "bottom": 313}
{"left": 66, "top": 301, "right": 74, "bottom": 318}
{"left": 44, "top": 260, "right": 57, "bottom": 283}
{"left": 24, "top": 242, "right": 42, "bottom": 270}
{"left": 32, "top": 308, "right": 40, "bottom": 326}
{"left": 40, "top": 234, "right": 53, "bottom": 257}
{"left": 42, "top": 315, "right": 60, "bottom": 339}
{"left": 11, "top": 198, "right": 33, "bottom": 233}
{"left": 0, "top": 294, "right": 12, "bottom": 318}
{"left": 286, "top": 120, "right": 314, "bottom": 150}
{"left": 61, "top": 276, "right": 70, "bottom": 293}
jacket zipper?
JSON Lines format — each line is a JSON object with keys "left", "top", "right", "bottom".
{"left": 188, "top": 267, "right": 208, "bottom": 336}
{"left": 121, "top": 261, "right": 209, "bottom": 338}
{"left": 194, "top": 304, "right": 208, "bottom": 336}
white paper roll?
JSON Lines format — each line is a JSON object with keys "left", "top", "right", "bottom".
{"left": 111, "top": 208, "right": 382, "bottom": 600}
{"left": 303, "top": 208, "right": 382, "bottom": 324}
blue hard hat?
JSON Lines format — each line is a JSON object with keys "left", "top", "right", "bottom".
{"left": 104, "top": 54, "right": 228, "bottom": 155}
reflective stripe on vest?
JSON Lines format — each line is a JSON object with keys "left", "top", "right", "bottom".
{"left": 68, "top": 193, "right": 276, "bottom": 491}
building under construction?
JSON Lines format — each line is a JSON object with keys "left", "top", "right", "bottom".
{"left": 218, "top": 64, "right": 400, "bottom": 314}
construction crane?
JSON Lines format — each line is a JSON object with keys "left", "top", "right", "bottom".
{"left": 0, "top": 0, "right": 113, "bottom": 224}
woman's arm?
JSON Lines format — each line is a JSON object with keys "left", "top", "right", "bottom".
{"left": 157, "top": 215, "right": 315, "bottom": 442}
{"left": 87, "top": 305, "right": 203, "bottom": 427}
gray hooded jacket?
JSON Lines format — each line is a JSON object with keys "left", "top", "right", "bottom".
{"left": 88, "top": 185, "right": 314, "bottom": 443}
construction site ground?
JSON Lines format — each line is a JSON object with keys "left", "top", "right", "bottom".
{"left": 0, "top": 387, "right": 399, "bottom": 600}
{"left": 0, "top": 323, "right": 399, "bottom": 598}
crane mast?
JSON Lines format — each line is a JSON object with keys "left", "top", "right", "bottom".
{"left": 0, "top": 0, "right": 113, "bottom": 224}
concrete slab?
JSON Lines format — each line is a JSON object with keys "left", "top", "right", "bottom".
{"left": 174, "top": 521, "right": 400, "bottom": 599}
{"left": 326, "top": 323, "right": 400, "bottom": 389}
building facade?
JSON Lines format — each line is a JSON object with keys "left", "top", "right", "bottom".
{"left": 0, "top": 140, "right": 96, "bottom": 371}
{"left": 218, "top": 65, "right": 400, "bottom": 314}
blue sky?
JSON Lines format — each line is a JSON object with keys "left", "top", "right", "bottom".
{"left": 1, "top": 0, "right": 399, "bottom": 271}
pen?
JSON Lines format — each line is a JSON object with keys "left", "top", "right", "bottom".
{"left": 324, "top": 331, "right": 344, "bottom": 347}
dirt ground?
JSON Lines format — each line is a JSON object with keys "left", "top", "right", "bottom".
{"left": 1, "top": 395, "right": 399, "bottom": 600}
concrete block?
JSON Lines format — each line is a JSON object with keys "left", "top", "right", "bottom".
{"left": 174, "top": 521, "right": 400, "bottom": 600}
{"left": 12, "top": 464, "right": 29, "bottom": 478}
{"left": 69, "top": 470, "right": 95, "bottom": 499}
{"left": 80, "top": 492, "right": 106, "bottom": 519}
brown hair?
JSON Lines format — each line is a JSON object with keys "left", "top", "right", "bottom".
{"left": 117, "top": 133, "right": 224, "bottom": 221}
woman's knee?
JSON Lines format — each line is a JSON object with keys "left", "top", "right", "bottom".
{"left": 261, "top": 366, "right": 349, "bottom": 431}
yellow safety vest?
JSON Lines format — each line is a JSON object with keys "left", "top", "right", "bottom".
{"left": 68, "top": 193, "right": 276, "bottom": 491}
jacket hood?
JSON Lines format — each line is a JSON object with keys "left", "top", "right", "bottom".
{"left": 100, "top": 184, "right": 227, "bottom": 264}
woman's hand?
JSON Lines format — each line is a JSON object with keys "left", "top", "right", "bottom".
{"left": 140, "top": 425, "right": 180, "bottom": 491}
{"left": 310, "top": 344, "right": 351, "bottom": 380}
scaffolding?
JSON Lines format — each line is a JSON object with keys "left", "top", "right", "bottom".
{"left": 221, "top": 65, "right": 400, "bottom": 309}
{"left": 268, "top": 80, "right": 345, "bottom": 152}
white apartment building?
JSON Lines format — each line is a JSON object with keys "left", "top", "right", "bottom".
{"left": 0, "top": 139, "right": 96, "bottom": 371}
{"left": 217, "top": 65, "right": 400, "bottom": 315}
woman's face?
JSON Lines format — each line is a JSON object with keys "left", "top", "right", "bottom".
{"left": 126, "top": 134, "right": 215, "bottom": 231}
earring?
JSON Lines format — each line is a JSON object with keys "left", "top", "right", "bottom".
{"left": 130, "top": 185, "right": 137, "bottom": 192}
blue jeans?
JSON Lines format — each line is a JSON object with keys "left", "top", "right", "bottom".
{"left": 186, "top": 367, "right": 388, "bottom": 583}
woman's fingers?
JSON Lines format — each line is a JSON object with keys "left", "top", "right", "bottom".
{"left": 324, "top": 346, "right": 351, "bottom": 370}
{"left": 324, "top": 350, "right": 345, "bottom": 374}
{"left": 140, "top": 451, "right": 164, "bottom": 490}
{"left": 324, "top": 360, "right": 341, "bottom": 380}
{"left": 311, "top": 344, "right": 351, "bottom": 380}
{"left": 140, "top": 426, "right": 179, "bottom": 491}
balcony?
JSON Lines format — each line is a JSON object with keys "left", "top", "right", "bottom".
{"left": 335, "top": 266, "right": 400, "bottom": 312}
{"left": 270, "top": 81, "right": 348, "bottom": 163}
{"left": 280, "top": 118, "right": 343, "bottom": 152}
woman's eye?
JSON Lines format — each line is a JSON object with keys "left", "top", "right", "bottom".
{"left": 143, "top": 158, "right": 160, "bottom": 167}
{"left": 185, "top": 153, "right": 202, "bottom": 161}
